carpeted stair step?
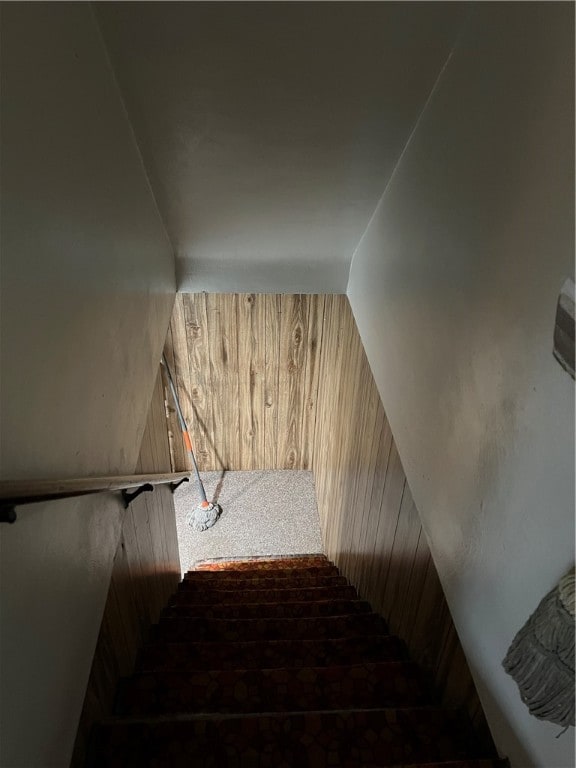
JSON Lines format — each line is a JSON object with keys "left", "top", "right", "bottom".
{"left": 151, "top": 613, "right": 386, "bottom": 643}
{"left": 136, "top": 635, "right": 406, "bottom": 672}
{"left": 91, "top": 707, "right": 486, "bottom": 768}
{"left": 184, "top": 565, "right": 340, "bottom": 581}
{"left": 178, "top": 574, "right": 348, "bottom": 591}
{"left": 116, "top": 661, "right": 434, "bottom": 717}
{"left": 163, "top": 599, "right": 372, "bottom": 620}
{"left": 193, "top": 555, "right": 331, "bottom": 571}
{"left": 390, "top": 763, "right": 507, "bottom": 768}
{"left": 171, "top": 584, "right": 359, "bottom": 605}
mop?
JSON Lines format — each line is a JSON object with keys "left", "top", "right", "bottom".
{"left": 161, "top": 354, "right": 221, "bottom": 532}
{"left": 502, "top": 566, "right": 575, "bottom": 730}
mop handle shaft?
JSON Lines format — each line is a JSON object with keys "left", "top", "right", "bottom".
{"left": 161, "top": 354, "right": 208, "bottom": 504}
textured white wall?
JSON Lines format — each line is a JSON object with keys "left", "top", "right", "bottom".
{"left": 1, "top": 4, "right": 175, "bottom": 481}
{"left": 0, "top": 5, "right": 175, "bottom": 766}
{"left": 347, "top": 5, "right": 574, "bottom": 767}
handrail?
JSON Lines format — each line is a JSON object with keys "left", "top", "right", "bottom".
{"left": 0, "top": 471, "right": 191, "bottom": 522}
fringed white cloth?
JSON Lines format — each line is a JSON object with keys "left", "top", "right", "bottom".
{"left": 503, "top": 567, "right": 575, "bottom": 729}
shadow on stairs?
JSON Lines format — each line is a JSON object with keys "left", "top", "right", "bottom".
{"left": 87, "top": 555, "right": 506, "bottom": 767}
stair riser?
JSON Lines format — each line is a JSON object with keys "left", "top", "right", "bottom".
{"left": 163, "top": 600, "right": 372, "bottom": 620}
{"left": 398, "top": 763, "right": 507, "bottom": 768}
{"left": 194, "top": 556, "right": 330, "bottom": 572}
{"left": 136, "top": 636, "right": 406, "bottom": 672}
{"left": 93, "top": 708, "right": 476, "bottom": 768}
{"left": 151, "top": 614, "right": 386, "bottom": 643}
{"left": 117, "top": 662, "right": 433, "bottom": 717}
{"left": 178, "top": 575, "right": 348, "bottom": 591}
{"left": 171, "top": 585, "right": 358, "bottom": 605}
{"left": 185, "top": 566, "right": 339, "bottom": 581}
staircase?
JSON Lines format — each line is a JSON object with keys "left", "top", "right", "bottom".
{"left": 90, "top": 555, "right": 504, "bottom": 767}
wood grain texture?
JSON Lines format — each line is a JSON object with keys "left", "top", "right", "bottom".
{"left": 312, "top": 295, "right": 493, "bottom": 750}
{"left": 166, "top": 294, "right": 325, "bottom": 471}
{"left": 72, "top": 369, "right": 181, "bottom": 768}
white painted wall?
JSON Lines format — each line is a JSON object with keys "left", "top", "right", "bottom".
{"left": 347, "top": 4, "right": 574, "bottom": 767}
{"left": 0, "top": 5, "right": 175, "bottom": 766}
{"left": 95, "top": 2, "right": 466, "bottom": 293}
{"left": 1, "top": 3, "right": 175, "bottom": 481}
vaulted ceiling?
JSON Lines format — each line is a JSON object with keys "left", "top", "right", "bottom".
{"left": 96, "top": 2, "right": 466, "bottom": 292}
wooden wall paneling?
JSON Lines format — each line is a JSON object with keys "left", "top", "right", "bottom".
{"left": 324, "top": 296, "right": 352, "bottom": 558}
{"left": 406, "top": 552, "right": 449, "bottom": 671}
{"left": 310, "top": 297, "right": 330, "bottom": 538}
{"left": 395, "top": 529, "right": 432, "bottom": 642}
{"left": 121, "top": 507, "right": 153, "bottom": 630}
{"left": 365, "top": 442, "right": 406, "bottom": 599}
{"left": 435, "top": 620, "right": 472, "bottom": 703}
{"left": 107, "top": 553, "right": 138, "bottom": 673}
{"left": 72, "top": 367, "right": 181, "bottom": 768}
{"left": 166, "top": 294, "right": 339, "bottom": 472}
{"left": 204, "top": 294, "right": 224, "bottom": 470}
{"left": 238, "top": 294, "right": 266, "bottom": 470}
{"left": 311, "top": 296, "right": 329, "bottom": 514}
{"left": 381, "top": 484, "right": 423, "bottom": 632}
{"left": 331, "top": 300, "right": 359, "bottom": 572}
{"left": 225, "top": 293, "right": 242, "bottom": 469}
{"left": 351, "top": 391, "right": 385, "bottom": 591}
{"left": 277, "top": 294, "right": 308, "bottom": 469}
{"left": 183, "top": 293, "right": 216, "bottom": 471}
{"left": 300, "top": 294, "right": 324, "bottom": 469}
{"left": 264, "top": 295, "right": 281, "bottom": 468}
{"left": 353, "top": 415, "right": 393, "bottom": 598}
{"left": 163, "top": 295, "right": 189, "bottom": 472}
{"left": 342, "top": 362, "right": 380, "bottom": 584}
{"left": 205, "top": 294, "right": 231, "bottom": 469}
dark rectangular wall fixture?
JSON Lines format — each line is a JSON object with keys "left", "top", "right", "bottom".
{"left": 553, "top": 278, "right": 575, "bottom": 379}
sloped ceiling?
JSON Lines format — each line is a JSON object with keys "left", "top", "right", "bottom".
{"left": 96, "top": 2, "right": 466, "bottom": 292}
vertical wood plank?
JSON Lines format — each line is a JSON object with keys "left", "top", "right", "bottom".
{"left": 277, "top": 294, "right": 308, "bottom": 469}
{"left": 264, "top": 295, "right": 281, "bottom": 468}
{"left": 223, "top": 294, "right": 241, "bottom": 469}
{"left": 205, "top": 294, "right": 231, "bottom": 469}
{"left": 381, "top": 484, "right": 423, "bottom": 630}
{"left": 300, "top": 295, "right": 325, "bottom": 469}
{"left": 238, "top": 294, "right": 266, "bottom": 470}
{"left": 164, "top": 295, "right": 189, "bottom": 472}
{"left": 183, "top": 294, "right": 215, "bottom": 471}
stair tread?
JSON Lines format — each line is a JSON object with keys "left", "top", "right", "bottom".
{"left": 136, "top": 634, "right": 406, "bottom": 671}
{"left": 163, "top": 599, "right": 372, "bottom": 619}
{"left": 185, "top": 566, "right": 338, "bottom": 580}
{"left": 193, "top": 555, "right": 331, "bottom": 572}
{"left": 178, "top": 574, "right": 348, "bottom": 590}
{"left": 172, "top": 585, "right": 359, "bottom": 604}
{"left": 152, "top": 613, "right": 387, "bottom": 642}
{"left": 390, "top": 763, "right": 506, "bottom": 768}
{"left": 91, "top": 555, "right": 497, "bottom": 767}
{"left": 93, "top": 707, "right": 484, "bottom": 768}
{"left": 116, "top": 661, "right": 434, "bottom": 716}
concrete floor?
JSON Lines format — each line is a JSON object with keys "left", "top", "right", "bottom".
{"left": 173, "top": 470, "right": 324, "bottom": 574}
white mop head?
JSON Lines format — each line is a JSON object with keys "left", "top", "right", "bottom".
{"left": 186, "top": 501, "right": 221, "bottom": 532}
